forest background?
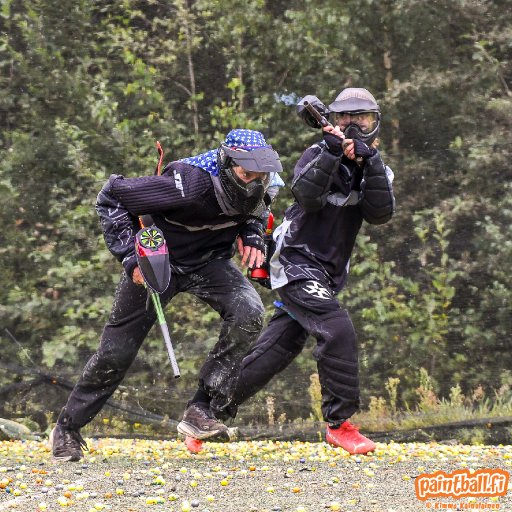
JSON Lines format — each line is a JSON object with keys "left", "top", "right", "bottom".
{"left": 0, "top": 0, "right": 511, "bottom": 437}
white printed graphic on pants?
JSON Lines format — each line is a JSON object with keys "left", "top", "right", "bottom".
{"left": 302, "top": 280, "right": 331, "bottom": 300}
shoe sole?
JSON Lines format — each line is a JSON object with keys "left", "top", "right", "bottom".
{"left": 52, "top": 453, "right": 83, "bottom": 462}
{"left": 49, "top": 427, "right": 83, "bottom": 462}
{"left": 177, "top": 421, "right": 237, "bottom": 441}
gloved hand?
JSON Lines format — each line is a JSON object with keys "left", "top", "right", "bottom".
{"left": 297, "top": 95, "right": 329, "bottom": 129}
{"left": 122, "top": 254, "right": 138, "bottom": 279}
{"left": 239, "top": 222, "right": 265, "bottom": 252}
{"left": 323, "top": 130, "right": 344, "bottom": 156}
{"left": 353, "top": 139, "right": 377, "bottom": 159}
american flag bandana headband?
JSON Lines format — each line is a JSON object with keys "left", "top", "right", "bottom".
{"left": 180, "top": 129, "right": 270, "bottom": 177}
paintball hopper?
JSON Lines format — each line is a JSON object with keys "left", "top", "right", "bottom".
{"left": 135, "top": 226, "right": 171, "bottom": 294}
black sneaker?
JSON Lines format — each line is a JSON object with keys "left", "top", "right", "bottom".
{"left": 50, "top": 424, "right": 87, "bottom": 462}
{"left": 177, "top": 403, "right": 231, "bottom": 440}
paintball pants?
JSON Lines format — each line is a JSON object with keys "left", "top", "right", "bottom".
{"left": 58, "top": 258, "right": 264, "bottom": 429}
{"left": 230, "top": 277, "right": 360, "bottom": 424}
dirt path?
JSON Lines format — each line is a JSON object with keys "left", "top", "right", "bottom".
{"left": 1, "top": 438, "right": 511, "bottom": 511}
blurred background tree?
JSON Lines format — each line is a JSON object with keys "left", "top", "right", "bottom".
{"left": 1, "top": 0, "right": 510, "bottom": 432}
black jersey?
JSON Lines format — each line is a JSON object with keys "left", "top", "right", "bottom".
{"left": 96, "top": 161, "right": 259, "bottom": 276}
{"left": 270, "top": 142, "right": 395, "bottom": 292}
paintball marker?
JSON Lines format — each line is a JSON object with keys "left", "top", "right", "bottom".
{"left": 135, "top": 142, "right": 180, "bottom": 378}
{"left": 297, "top": 95, "right": 332, "bottom": 129}
{"left": 247, "top": 212, "right": 275, "bottom": 289}
{"left": 298, "top": 96, "right": 360, "bottom": 162}
{"left": 302, "top": 100, "right": 332, "bottom": 128}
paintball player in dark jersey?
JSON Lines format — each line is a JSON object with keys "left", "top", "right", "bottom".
{"left": 50, "top": 129, "right": 283, "bottom": 461}
{"left": 224, "top": 88, "right": 395, "bottom": 455}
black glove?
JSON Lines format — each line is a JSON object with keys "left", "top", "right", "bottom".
{"left": 239, "top": 222, "right": 265, "bottom": 252}
{"left": 122, "top": 254, "right": 138, "bottom": 278}
{"left": 353, "top": 139, "right": 377, "bottom": 159}
{"left": 297, "top": 95, "right": 329, "bottom": 129}
{"left": 323, "top": 131, "right": 344, "bottom": 156}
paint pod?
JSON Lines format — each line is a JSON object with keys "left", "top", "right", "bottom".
{"left": 135, "top": 226, "right": 171, "bottom": 293}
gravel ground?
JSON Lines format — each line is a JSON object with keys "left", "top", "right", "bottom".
{"left": 1, "top": 438, "right": 511, "bottom": 512}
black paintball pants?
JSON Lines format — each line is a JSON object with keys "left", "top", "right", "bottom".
{"left": 230, "top": 277, "right": 360, "bottom": 424}
{"left": 58, "top": 258, "right": 264, "bottom": 429}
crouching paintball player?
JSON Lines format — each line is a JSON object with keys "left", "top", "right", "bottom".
{"left": 51, "top": 129, "right": 283, "bottom": 461}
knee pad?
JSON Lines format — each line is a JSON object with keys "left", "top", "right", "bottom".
{"left": 313, "top": 309, "right": 357, "bottom": 361}
{"left": 313, "top": 310, "right": 359, "bottom": 400}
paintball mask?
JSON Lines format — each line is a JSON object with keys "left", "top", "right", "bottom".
{"left": 328, "top": 88, "right": 381, "bottom": 145}
{"left": 217, "top": 130, "right": 283, "bottom": 214}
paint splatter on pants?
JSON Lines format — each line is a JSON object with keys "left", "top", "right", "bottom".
{"left": 58, "top": 258, "right": 264, "bottom": 429}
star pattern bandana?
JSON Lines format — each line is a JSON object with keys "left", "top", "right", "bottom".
{"left": 180, "top": 129, "right": 285, "bottom": 188}
{"left": 180, "top": 129, "right": 270, "bottom": 177}
{"left": 180, "top": 147, "right": 219, "bottom": 175}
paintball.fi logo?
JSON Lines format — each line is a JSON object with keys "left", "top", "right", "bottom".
{"left": 415, "top": 468, "right": 509, "bottom": 501}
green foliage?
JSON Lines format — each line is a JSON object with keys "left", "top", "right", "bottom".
{"left": 339, "top": 210, "right": 457, "bottom": 403}
{"left": 0, "top": 0, "right": 510, "bottom": 429}
{"left": 385, "top": 377, "right": 400, "bottom": 416}
{"left": 308, "top": 373, "right": 323, "bottom": 422}
{"left": 358, "top": 367, "right": 512, "bottom": 433}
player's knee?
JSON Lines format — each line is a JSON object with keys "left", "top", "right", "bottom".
{"left": 233, "top": 297, "right": 265, "bottom": 332}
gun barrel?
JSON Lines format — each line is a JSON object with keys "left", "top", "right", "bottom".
{"left": 303, "top": 101, "right": 331, "bottom": 127}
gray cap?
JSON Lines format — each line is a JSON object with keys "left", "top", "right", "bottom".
{"left": 328, "top": 87, "right": 380, "bottom": 113}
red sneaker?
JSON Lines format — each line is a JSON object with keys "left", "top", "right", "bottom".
{"left": 326, "top": 421, "right": 376, "bottom": 455}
